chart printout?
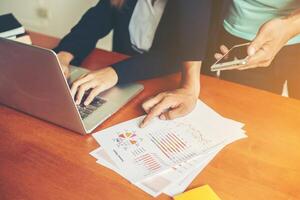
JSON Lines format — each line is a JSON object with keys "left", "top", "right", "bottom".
{"left": 94, "top": 115, "right": 231, "bottom": 183}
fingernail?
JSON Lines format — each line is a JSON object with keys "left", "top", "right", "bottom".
{"left": 160, "top": 115, "right": 166, "bottom": 120}
{"left": 248, "top": 47, "right": 256, "bottom": 56}
{"left": 139, "top": 123, "right": 145, "bottom": 128}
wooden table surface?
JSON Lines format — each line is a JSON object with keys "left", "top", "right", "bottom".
{"left": 1, "top": 32, "right": 300, "bottom": 200}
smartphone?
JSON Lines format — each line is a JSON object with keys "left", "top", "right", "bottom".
{"left": 211, "top": 43, "right": 250, "bottom": 72}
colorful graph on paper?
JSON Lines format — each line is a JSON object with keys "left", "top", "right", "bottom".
{"left": 148, "top": 132, "right": 194, "bottom": 164}
{"left": 95, "top": 116, "right": 229, "bottom": 182}
{"left": 134, "top": 153, "right": 162, "bottom": 173}
{"left": 142, "top": 120, "right": 216, "bottom": 165}
{"left": 113, "top": 131, "right": 143, "bottom": 151}
{"left": 111, "top": 121, "right": 218, "bottom": 175}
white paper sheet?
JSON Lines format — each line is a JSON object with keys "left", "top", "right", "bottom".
{"left": 91, "top": 100, "right": 247, "bottom": 197}
{"left": 91, "top": 128, "right": 246, "bottom": 197}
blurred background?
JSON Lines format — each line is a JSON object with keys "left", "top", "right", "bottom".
{"left": 0, "top": 0, "right": 113, "bottom": 51}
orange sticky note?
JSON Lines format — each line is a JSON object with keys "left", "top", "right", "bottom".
{"left": 174, "top": 185, "right": 221, "bottom": 200}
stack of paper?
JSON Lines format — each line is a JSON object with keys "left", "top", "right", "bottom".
{"left": 90, "top": 100, "right": 246, "bottom": 197}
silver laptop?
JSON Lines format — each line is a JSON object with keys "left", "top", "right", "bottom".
{"left": 0, "top": 38, "right": 144, "bottom": 134}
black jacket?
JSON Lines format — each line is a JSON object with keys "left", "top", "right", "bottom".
{"left": 54, "top": 0, "right": 212, "bottom": 84}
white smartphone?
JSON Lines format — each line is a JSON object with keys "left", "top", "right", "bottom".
{"left": 211, "top": 43, "right": 250, "bottom": 72}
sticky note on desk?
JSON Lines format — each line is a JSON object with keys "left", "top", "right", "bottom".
{"left": 174, "top": 185, "right": 221, "bottom": 200}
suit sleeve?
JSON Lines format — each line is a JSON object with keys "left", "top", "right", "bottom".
{"left": 111, "top": 0, "right": 212, "bottom": 84}
{"left": 111, "top": 51, "right": 181, "bottom": 84}
{"left": 53, "top": 0, "right": 114, "bottom": 65}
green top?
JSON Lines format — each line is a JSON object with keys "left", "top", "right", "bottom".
{"left": 224, "top": 0, "right": 300, "bottom": 45}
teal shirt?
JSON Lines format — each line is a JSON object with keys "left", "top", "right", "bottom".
{"left": 224, "top": 0, "right": 300, "bottom": 45}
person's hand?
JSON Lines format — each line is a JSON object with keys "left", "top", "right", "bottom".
{"left": 214, "top": 45, "right": 229, "bottom": 61}
{"left": 70, "top": 67, "right": 118, "bottom": 105}
{"left": 57, "top": 51, "right": 74, "bottom": 78}
{"left": 241, "top": 17, "right": 293, "bottom": 70}
{"left": 139, "top": 88, "right": 198, "bottom": 128}
{"left": 215, "top": 17, "right": 294, "bottom": 70}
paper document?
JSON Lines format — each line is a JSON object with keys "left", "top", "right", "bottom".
{"left": 91, "top": 100, "right": 247, "bottom": 197}
{"left": 94, "top": 118, "right": 231, "bottom": 182}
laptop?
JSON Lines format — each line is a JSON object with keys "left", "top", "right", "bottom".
{"left": 0, "top": 38, "right": 144, "bottom": 134}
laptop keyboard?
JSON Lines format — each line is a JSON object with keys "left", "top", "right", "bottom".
{"left": 76, "top": 91, "right": 106, "bottom": 119}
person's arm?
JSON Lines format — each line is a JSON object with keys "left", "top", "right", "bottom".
{"left": 111, "top": 51, "right": 181, "bottom": 84}
{"left": 54, "top": 0, "right": 114, "bottom": 74}
{"left": 215, "top": 8, "right": 300, "bottom": 70}
{"left": 285, "top": 9, "right": 300, "bottom": 37}
{"left": 70, "top": 51, "right": 182, "bottom": 106}
{"left": 69, "top": 0, "right": 183, "bottom": 105}
{"left": 70, "top": 0, "right": 212, "bottom": 111}
{"left": 139, "top": 0, "right": 211, "bottom": 127}
{"left": 140, "top": 61, "right": 201, "bottom": 128}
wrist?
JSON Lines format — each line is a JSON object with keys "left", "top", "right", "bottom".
{"left": 180, "top": 61, "right": 201, "bottom": 97}
{"left": 57, "top": 51, "right": 74, "bottom": 66}
{"left": 107, "top": 66, "right": 119, "bottom": 84}
{"left": 282, "top": 11, "right": 300, "bottom": 39}
{"left": 181, "top": 82, "right": 200, "bottom": 98}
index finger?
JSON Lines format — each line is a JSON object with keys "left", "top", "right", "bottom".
{"left": 142, "top": 93, "right": 165, "bottom": 114}
{"left": 70, "top": 74, "right": 90, "bottom": 99}
{"left": 140, "top": 99, "right": 171, "bottom": 128}
{"left": 84, "top": 85, "right": 106, "bottom": 106}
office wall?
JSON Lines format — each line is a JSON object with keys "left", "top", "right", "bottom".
{"left": 0, "top": 0, "right": 112, "bottom": 50}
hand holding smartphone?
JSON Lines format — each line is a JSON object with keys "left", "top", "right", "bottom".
{"left": 211, "top": 43, "right": 250, "bottom": 72}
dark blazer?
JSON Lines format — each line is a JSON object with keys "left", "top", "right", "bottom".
{"left": 54, "top": 0, "right": 212, "bottom": 84}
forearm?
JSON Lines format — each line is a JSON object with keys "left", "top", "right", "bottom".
{"left": 180, "top": 61, "right": 201, "bottom": 97}
{"left": 53, "top": 0, "right": 113, "bottom": 65}
{"left": 284, "top": 8, "right": 300, "bottom": 38}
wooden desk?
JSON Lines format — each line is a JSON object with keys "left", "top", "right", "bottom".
{"left": 1, "top": 32, "right": 300, "bottom": 200}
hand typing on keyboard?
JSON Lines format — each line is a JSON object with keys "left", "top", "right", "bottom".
{"left": 76, "top": 90, "right": 106, "bottom": 119}
{"left": 69, "top": 67, "right": 118, "bottom": 106}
